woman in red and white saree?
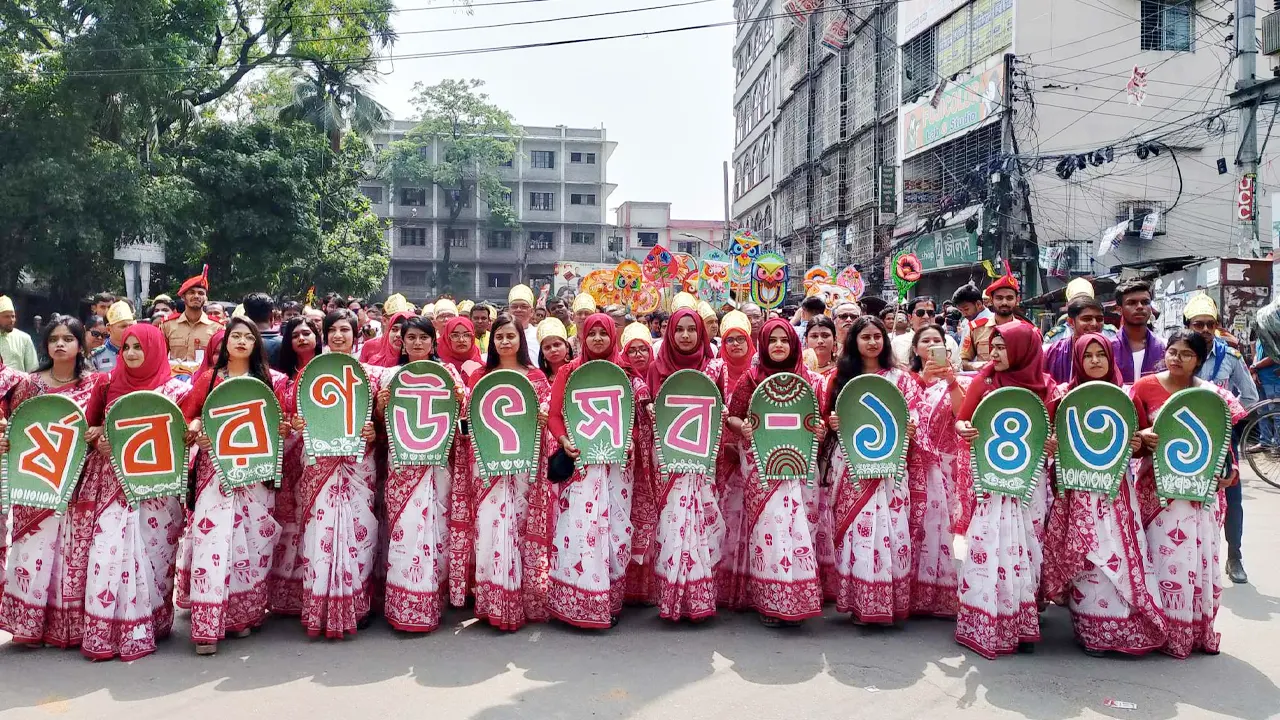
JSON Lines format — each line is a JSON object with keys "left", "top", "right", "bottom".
{"left": 952, "top": 323, "right": 1057, "bottom": 658}
{"left": 0, "top": 358, "right": 29, "bottom": 604}
{"left": 80, "top": 325, "right": 191, "bottom": 661}
{"left": 618, "top": 323, "right": 661, "bottom": 606}
{"left": 292, "top": 309, "right": 382, "bottom": 638}
{"left": 375, "top": 316, "right": 468, "bottom": 632}
{"left": 646, "top": 311, "right": 726, "bottom": 621}
{"left": 1130, "top": 329, "right": 1247, "bottom": 658}
{"left": 822, "top": 316, "right": 914, "bottom": 625}
{"left": 177, "top": 317, "right": 288, "bottom": 655}
{"left": 712, "top": 310, "right": 754, "bottom": 610}
{"left": 1040, "top": 332, "right": 1165, "bottom": 656}
{"left": 466, "top": 316, "right": 554, "bottom": 630}
{"left": 546, "top": 313, "right": 652, "bottom": 628}
{"left": 0, "top": 313, "right": 106, "bottom": 645}
{"left": 437, "top": 316, "right": 484, "bottom": 613}
{"left": 725, "top": 318, "right": 828, "bottom": 626}
{"left": 267, "top": 316, "right": 320, "bottom": 616}
{"left": 902, "top": 325, "right": 971, "bottom": 619}
{"left": 0, "top": 316, "right": 105, "bottom": 649}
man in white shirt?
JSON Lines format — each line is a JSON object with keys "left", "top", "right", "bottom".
{"left": 0, "top": 295, "right": 38, "bottom": 372}
{"left": 508, "top": 284, "right": 540, "bottom": 365}
{"left": 891, "top": 296, "right": 961, "bottom": 370}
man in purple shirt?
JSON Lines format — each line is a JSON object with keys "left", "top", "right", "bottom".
{"left": 1043, "top": 296, "right": 1105, "bottom": 383}
{"left": 1111, "top": 279, "right": 1165, "bottom": 383}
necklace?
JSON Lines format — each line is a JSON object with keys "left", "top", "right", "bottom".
{"left": 50, "top": 368, "right": 76, "bottom": 385}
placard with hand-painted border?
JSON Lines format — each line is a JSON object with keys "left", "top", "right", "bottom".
{"left": 654, "top": 369, "right": 724, "bottom": 476}
{"left": 469, "top": 369, "right": 541, "bottom": 484}
{"left": 385, "top": 361, "right": 459, "bottom": 468}
{"left": 1152, "top": 386, "right": 1231, "bottom": 503}
{"left": 969, "top": 386, "right": 1049, "bottom": 502}
{"left": 748, "top": 372, "right": 821, "bottom": 485}
{"left": 105, "top": 390, "right": 189, "bottom": 507}
{"left": 1, "top": 394, "right": 89, "bottom": 513}
{"left": 298, "top": 353, "right": 373, "bottom": 459}
{"left": 834, "top": 374, "right": 909, "bottom": 483}
{"left": 563, "top": 360, "right": 634, "bottom": 468}
{"left": 202, "top": 376, "right": 284, "bottom": 491}
{"left": 1053, "top": 381, "right": 1137, "bottom": 498}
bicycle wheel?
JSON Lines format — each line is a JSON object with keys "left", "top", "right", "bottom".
{"left": 1240, "top": 410, "right": 1280, "bottom": 490}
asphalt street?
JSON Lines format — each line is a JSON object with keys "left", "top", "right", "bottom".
{"left": 3, "top": 478, "right": 1280, "bottom": 720}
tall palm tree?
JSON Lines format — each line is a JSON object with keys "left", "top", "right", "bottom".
{"left": 279, "top": 62, "right": 389, "bottom": 152}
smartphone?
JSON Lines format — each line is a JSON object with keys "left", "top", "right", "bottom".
{"left": 929, "top": 344, "right": 947, "bottom": 367}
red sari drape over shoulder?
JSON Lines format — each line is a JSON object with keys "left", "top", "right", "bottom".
{"left": 0, "top": 372, "right": 107, "bottom": 648}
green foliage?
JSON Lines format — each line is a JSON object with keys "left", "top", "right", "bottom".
{"left": 0, "top": 0, "right": 400, "bottom": 304}
{"left": 381, "top": 79, "right": 521, "bottom": 295}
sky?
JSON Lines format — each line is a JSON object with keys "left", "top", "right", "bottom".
{"left": 370, "top": 0, "right": 736, "bottom": 221}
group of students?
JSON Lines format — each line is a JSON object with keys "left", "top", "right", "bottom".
{"left": 0, "top": 270, "right": 1246, "bottom": 664}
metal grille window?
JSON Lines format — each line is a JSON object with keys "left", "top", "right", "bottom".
{"left": 488, "top": 273, "right": 512, "bottom": 288}
{"left": 901, "top": 122, "right": 1000, "bottom": 216}
{"left": 1141, "top": 0, "right": 1193, "bottom": 51}
{"left": 818, "top": 62, "right": 842, "bottom": 151}
{"left": 360, "top": 186, "right": 383, "bottom": 203}
{"left": 528, "top": 231, "right": 555, "bottom": 250}
{"left": 638, "top": 232, "right": 659, "bottom": 247}
{"left": 851, "top": 131, "right": 876, "bottom": 209}
{"left": 877, "top": 13, "right": 899, "bottom": 117}
{"left": 571, "top": 194, "right": 597, "bottom": 206}
{"left": 790, "top": 181, "right": 808, "bottom": 231}
{"left": 445, "top": 228, "right": 469, "bottom": 248}
{"left": 571, "top": 231, "right": 596, "bottom": 244}
{"left": 779, "top": 37, "right": 805, "bottom": 91}
{"left": 901, "top": 27, "right": 937, "bottom": 103}
{"left": 1115, "top": 200, "right": 1169, "bottom": 235}
{"left": 880, "top": 120, "right": 897, "bottom": 168}
{"left": 530, "top": 151, "right": 555, "bottom": 169}
{"left": 818, "top": 156, "right": 841, "bottom": 222}
{"left": 399, "top": 227, "right": 427, "bottom": 247}
{"left": 400, "top": 269, "right": 428, "bottom": 286}
{"left": 400, "top": 187, "right": 427, "bottom": 206}
{"left": 849, "top": 30, "right": 875, "bottom": 133}
{"left": 529, "top": 192, "right": 555, "bottom": 211}
{"left": 779, "top": 101, "right": 798, "bottom": 175}
{"left": 488, "top": 231, "right": 513, "bottom": 249}
{"left": 777, "top": 185, "right": 794, "bottom": 234}
{"left": 848, "top": 209, "right": 877, "bottom": 266}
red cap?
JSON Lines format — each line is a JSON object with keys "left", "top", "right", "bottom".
{"left": 985, "top": 261, "right": 1018, "bottom": 296}
{"left": 179, "top": 264, "right": 209, "bottom": 296}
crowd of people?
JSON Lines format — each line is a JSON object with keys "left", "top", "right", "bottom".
{"left": 0, "top": 263, "right": 1264, "bottom": 663}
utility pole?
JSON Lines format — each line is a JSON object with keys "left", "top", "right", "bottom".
{"left": 1237, "top": 0, "right": 1262, "bottom": 256}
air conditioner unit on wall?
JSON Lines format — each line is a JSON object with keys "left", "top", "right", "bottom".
{"left": 1116, "top": 204, "right": 1165, "bottom": 237}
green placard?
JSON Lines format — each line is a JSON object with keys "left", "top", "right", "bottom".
{"left": 563, "top": 360, "right": 635, "bottom": 467}
{"left": 1, "top": 395, "right": 89, "bottom": 513}
{"left": 385, "top": 361, "right": 459, "bottom": 468}
{"left": 748, "top": 372, "right": 821, "bottom": 485}
{"left": 654, "top": 369, "right": 724, "bottom": 476}
{"left": 470, "top": 370, "right": 541, "bottom": 483}
{"left": 1152, "top": 387, "right": 1231, "bottom": 503}
{"left": 1054, "top": 382, "right": 1137, "bottom": 498}
{"left": 834, "top": 374, "right": 909, "bottom": 484}
{"left": 969, "top": 386, "right": 1049, "bottom": 501}
{"left": 298, "top": 353, "right": 373, "bottom": 458}
{"left": 202, "top": 376, "right": 284, "bottom": 491}
{"left": 105, "top": 390, "right": 189, "bottom": 507}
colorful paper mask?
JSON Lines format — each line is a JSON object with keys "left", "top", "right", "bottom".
{"left": 751, "top": 251, "right": 788, "bottom": 310}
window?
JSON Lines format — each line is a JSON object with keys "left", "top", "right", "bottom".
{"left": 500, "top": 157, "right": 513, "bottom": 167}
{"left": 570, "top": 193, "right": 597, "bottom": 206}
{"left": 528, "top": 231, "right": 554, "bottom": 250}
{"left": 488, "top": 272, "right": 513, "bottom": 289}
{"left": 571, "top": 231, "right": 595, "bottom": 245}
{"left": 360, "top": 186, "right": 383, "bottom": 203}
{"left": 677, "top": 241, "right": 698, "bottom": 254}
{"left": 374, "top": 143, "right": 385, "bottom": 153}
{"left": 571, "top": 152, "right": 597, "bottom": 164}
{"left": 400, "top": 269, "right": 428, "bottom": 286}
{"left": 488, "top": 230, "right": 513, "bottom": 249}
{"left": 400, "top": 187, "right": 427, "bottom": 206}
{"left": 1141, "top": 0, "right": 1193, "bottom": 51}
{"left": 445, "top": 189, "right": 470, "bottom": 208}
{"left": 399, "top": 227, "right": 427, "bottom": 247}
{"left": 901, "top": 28, "right": 937, "bottom": 103}
{"left": 638, "top": 232, "right": 659, "bottom": 248}
{"left": 608, "top": 236, "right": 624, "bottom": 252}
{"left": 530, "top": 192, "right": 555, "bottom": 211}
{"left": 500, "top": 190, "right": 513, "bottom": 205}
{"left": 417, "top": 146, "right": 430, "bottom": 160}
{"left": 1115, "top": 199, "right": 1168, "bottom": 235}
{"left": 445, "top": 228, "right": 469, "bottom": 247}
{"left": 531, "top": 151, "right": 555, "bottom": 169}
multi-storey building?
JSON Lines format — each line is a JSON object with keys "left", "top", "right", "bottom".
{"left": 365, "top": 121, "right": 617, "bottom": 303}
{"left": 734, "top": 0, "right": 1268, "bottom": 302}
{"left": 613, "top": 201, "right": 726, "bottom": 261}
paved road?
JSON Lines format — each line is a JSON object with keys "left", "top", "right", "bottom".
{"left": 4, "top": 479, "right": 1280, "bottom": 720}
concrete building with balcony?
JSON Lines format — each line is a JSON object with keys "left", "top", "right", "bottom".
{"left": 613, "top": 201, "right": 727, "bottom": 260}
{"left": 734, "top": 0, "right": 1269, "bottom": 302}
{"left": 364, "top": 121, "right": 617, "bottom": 303}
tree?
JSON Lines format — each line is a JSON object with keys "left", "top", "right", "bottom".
{"left": 165, "top": 120, "right": 388, "bottom": 299}
{"left": 277, "top": 63, "right": 389, "bottom": 152}
{"left": 382, "top": 79, "right": 520, "bottom": 295}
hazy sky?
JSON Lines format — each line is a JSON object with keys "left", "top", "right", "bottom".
{"left": 371, "top": 0, "right": 736, "bottom": 221}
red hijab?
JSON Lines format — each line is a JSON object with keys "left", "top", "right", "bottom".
{"left": 548, "top": 313, "right": 622, "bottom": 440}
{"left": 369, "top": 310, "right": 413, "bottom": 367}
{"left": 749, "top": 317, "right": 805, "bottom": 383}
{"left": 621, "top": 339, "right": 653, "bottom": 382}
{"left": 720, "top": 325, "right": 755, "bottom": 394}
{"left": 203, "top": 329, "right": 225, "bottom": 372}
{"left": 958, "top": 322, "right": 1056, "bottom": 420}
{"left": 1069, "top": 332, "right": 1122, "bottom": 389}
{"left": 437, "top": 316, "right": 482, "bottom": 371}
{"left": 106, "top": 324, "right": 172, "bottom": 406}
{"left": 649, "top": 308, "right": 714, "bottom": 391}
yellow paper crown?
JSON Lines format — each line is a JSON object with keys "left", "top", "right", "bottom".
{"left": 434, "top": 298, "right": 459, "bottom": 317}
{"left": 383, "top": 293, "right": 409, "bottom": 316}
{"left": 509, "top": 284, "right": 535, "bottom": 306}
{"left": 671, "top": 292, "right": 698, "bottom": 312}
{"left": 457, "top": 299, "right": 474, "bottom": 314}
{"left": 719, "top": 310, "right": 750, "bottom": 339}
{"left": 536, "top": 317, "right": 567, "bottom": 344}
{"left": 107, "top": 300, "right": 135, "bottom": 325}
{"left": 696, "top": 300, "right": 716, "bottom": 322}
{"left": 1183, "top": 293, "right": 1219, "bottom": 320}
{"left": 572, "top": 293, "right": 598, "bottom": 313}
{"left": 621, "top": 322, "right": 652, "bottom": 349}
{"left": 1065, "top": 278, "right": 1094, "bottom": 299}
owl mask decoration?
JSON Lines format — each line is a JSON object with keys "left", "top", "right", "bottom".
{"left": 696, "top": 250, "right": 731, "bottom": 308}
{"left": 614, "top": 259, "right": 643, "bottom": 305}
{"left": 582, "top": 269, "right": 620, "bottom": 306}
{"left": 751, "top": 251, "right": 788, "bottom": 310}
{"left": 803, "top": 266, "right": 833, "bottom": 296}
{"left": 728, "top": 229, "right": 761, "bottom": 299}
{"left": 835, "top": 265, "right": 865, "bottom": 301}
{"left": 672, "top": 252, "right": 700, "bottom": 292}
